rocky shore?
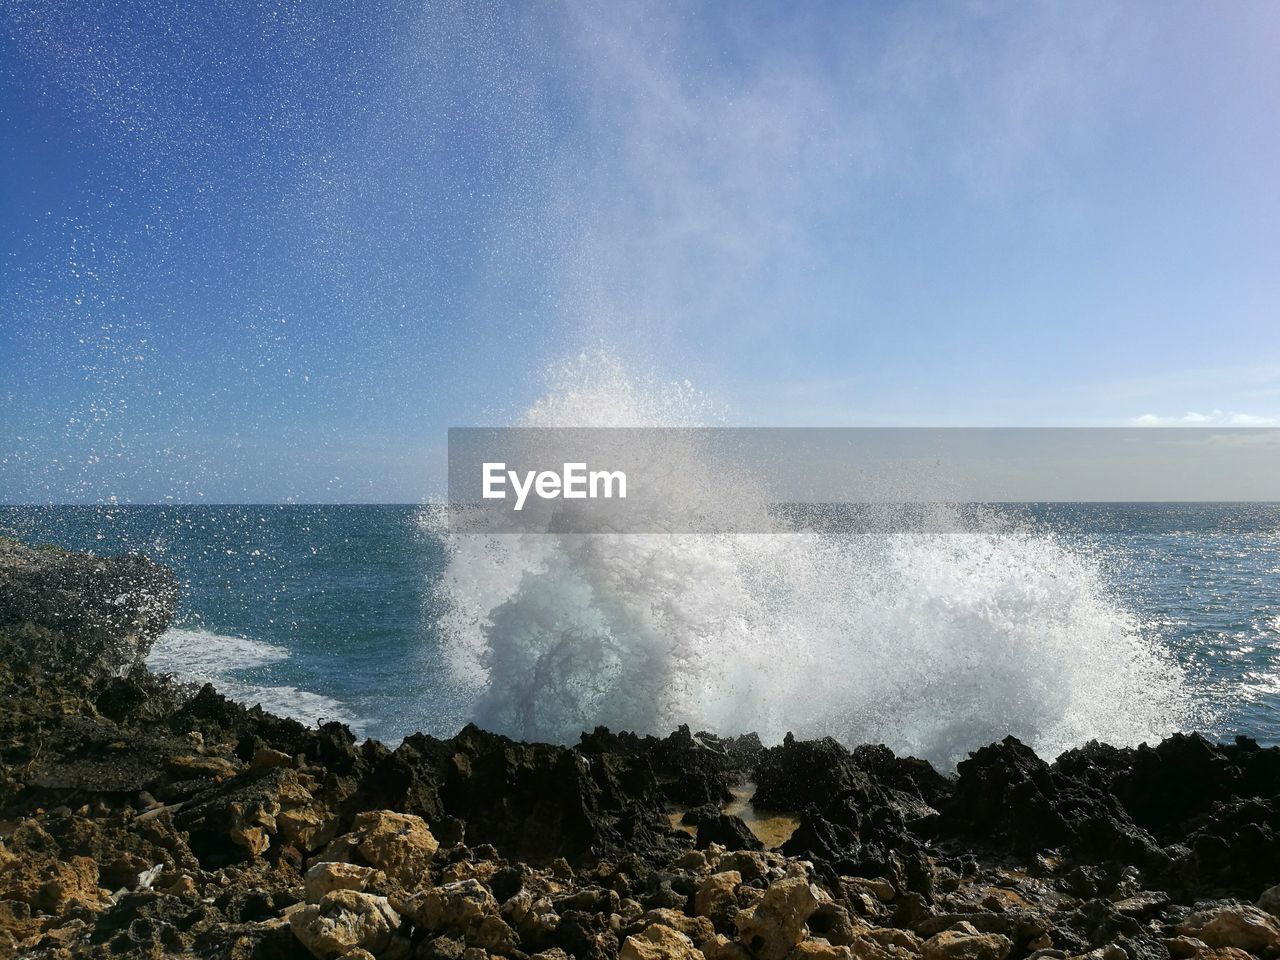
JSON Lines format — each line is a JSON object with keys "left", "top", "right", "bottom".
{"left": 1, "top": 538, "right": 1278, "bottom": 960}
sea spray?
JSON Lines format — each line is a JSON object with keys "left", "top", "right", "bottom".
{"left": 426, "top": 351, "right": 1200, "bottom": 768}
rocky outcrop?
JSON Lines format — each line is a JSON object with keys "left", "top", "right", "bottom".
{"left": 2, "top": 536, "right": 1280, "bottom": 960}
{"left": 0, "top": 537, "right": 178, "bottom": 677}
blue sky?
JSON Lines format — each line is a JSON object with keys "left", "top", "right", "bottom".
{"left": 2, "top": 1, "right": 1279, "bottom": 502}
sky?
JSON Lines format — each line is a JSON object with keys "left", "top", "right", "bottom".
{"left": 2, "top": 0, "right": 1279, "bottom": 503}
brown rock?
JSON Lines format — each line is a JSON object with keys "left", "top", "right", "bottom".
{"left": 736, "top": 877, "right": 822, "bottom": 960}
{"left": 621, "top": 924, "right": 706, "bottom": 960}
{"left": 696, "top": 872, "right": 742, "bottom": 921}
{"left": 787, "top": 938, "right": 854, "bottom": 960}
{"left": 305, "top": 861, "right": 381, "bottom": 903}
{"left": 279, "top": 804, "right": 338, "bottom": 852}
{"left": 703, "top": 933, "right": 753, "bottom": 960}
{"left": 395, "top": 879, "right": 499, "bottom": 933}
{"left": 166, "top": 754, "right": 239, "bottom": 780}
{"left": 251, "top": 746, "right": 293, "bottom": 769}
{"left": 325, "top": 810, "right": 438, "bottom": 886}
{"left": 645, "top": 908, "right": 716, "bottom": 944}
{"left": 1177, "top": 906, "right": 1280, "bottom": 953}
{"left": 921, "top": 928, "right": 1012, "bottom": 960}
{"left": 290, "top": 889, "right": 401, "bottom": 960}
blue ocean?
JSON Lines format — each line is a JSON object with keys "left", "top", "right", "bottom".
{"left": 2, "top": 502, "right": 1277, "bottom": 768}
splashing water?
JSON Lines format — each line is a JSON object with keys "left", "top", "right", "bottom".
{"left": 426, "top": 352, "right": 1200, "bottom": 768}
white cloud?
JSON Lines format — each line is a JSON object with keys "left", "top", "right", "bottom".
{"left": 1132, "top": 410, "right": 1278, "bottom": 426}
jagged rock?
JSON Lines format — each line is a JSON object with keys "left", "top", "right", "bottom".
{"left": 1175, "top": 905, "right": 1280, "bottom": 953}
{"left": 318, "top": 810, "right": 438, "bottom": 886}
{"left": 290, "top": 889, "right": 401, "bottom": 959}
{"left": 621, "top": 923, "right": 706, "bottom": 960}
{"left": 0, "top": 538, "right": 179, "bottom": 678}
{"left": 736, "top": 877, "right": 822, "bottom": 960}
{"left": 305, "top": 861, "right": 382, "bottom": 902}
{"left": 0, "top": 845, "right": 110, "bottom": 914}
{"left": 395, "top": 879, "right": 500, "bottom": 934}
{"left": 644, "top": 907, "right": 716, "bottom": 943}
{"left": 696, "top": 871, "right": 742, "bottom": 926}
{"left": 921, "top": 926, "right": 1012, "bottom": 960}
{"left": 697, "top": 815, "right": 763, "bottom": 852}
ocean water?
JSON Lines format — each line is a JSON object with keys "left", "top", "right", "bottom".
{"left": 1, "top": 501, "right": 1277, "bottom": 769}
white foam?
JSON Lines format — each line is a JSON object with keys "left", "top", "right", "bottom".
{"left": 148, "top": 628, "right": 361, "bottom": 731}
{"left": 426, "top": 351, "right": 1204, "bottom": 769}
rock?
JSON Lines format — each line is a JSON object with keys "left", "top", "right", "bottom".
{"left": 621, "top": 923, "right": 706, "bottom": 960}
{"left": 696, "top": 871, "right": 742, "bottom": 926}
{"left": 867, "top": 928, "right": 922, "bottom": 953}
{"left": 843, "top": 879, "right": 895, "bottom": 904}
{"left": 305, "top": 861, "right": 381, "bottom": 902}
{"left": 644, "top": 908, "right": 716, "bottom": 944}
{"left": 0, "top": 849, "right": 110, "bottom": 914}
{"left": 921, "top": 928, "right": 1012, "bottom": 960}
{"left": 787, "top": 939, "right": 854, "bottom": 960}
{"left": 395, "top": 879, "right": 499, "bottom": 934}
{"left": 1258, "top": 883, "right": 1280, "bottom": 921}
{"left": 718, "top": 851, "right": 772, "bottom": 882}
{"left": 697, "top": 815, "right": 764, "bottom": 852}
{"left": 228, "top": 798, "right": 277, "bottom": 856}
{"left": 252, "top": 746, "right": 294, "bottom": 769}
{"left": 290, "top": 889, "right": 401, "bottom": 960}
{"left": 322, "top": 810, "right": 438, "bottom": 885}
{"left": 1176, "top": 905, "right": 1280, "bottom": 953}
{"left": 736, "top": 877, "right": 822, "bottom": 960}
{"left": 0, "top": 537, "right": 178, "bottom": 677}
{"left": 279, "top": 803, "right": 339, "bottom": 852}
{"left": 704, "top": 933, "right": 754, "bottom": 960}
{"left": 807, "top": 903, "right": 857, "bottom": 948}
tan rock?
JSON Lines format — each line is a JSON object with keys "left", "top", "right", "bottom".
{"left": 473, "top": 913, "right": 521, "bottom": 954}
{"left": 290, "top": 889, "right": 401, "bottom": 960}
{"left": 166, "top": 754, "right": 239, "bottom": 780}
{"left": 921, "top": 929, "right": 1011, "bottom": 960}
{"left": 347, "top": 810, "right": 438, "bottom": 885}
{"left": 305, "top": 861, "right": 381, "bottom": 903}
{"left": 1177, "top": 905, "right": 1280, "bottom": 953}
{"left": 866, "top": 929, "right": 921, "bottom": 953}
{"left": 251, "top": 746, "right": 293, "bottom": 769}
{"left": 736, "top": 877, "right": 822, "bottom": 960}
{"left": 621, "top": 923, "right": 706, "bottom": 960}
{"left": 675, "top": 850, "right": 711, "bottom": 872}
{"left": 279, "top": 804, "right": 338, "bottom": 852}
{"left": 395, "top": 878, "right": 498, "bottom": 933}
{"left": 36, "top": 856, "right": 110, "bottom": 914}
{"left": 228, "top": 799, "right": 278, "bottom": 857}
{"left": 788, "top": 938, "right": 854, "bottom": 960}
{"left": 645, "top": 908, "right": 715, "bottom": 944}
{"left": 703, "top": 933, "right": 753, "bottom": 960}
{"left": 696, "top": 871, "right": 743, "bottom": 920}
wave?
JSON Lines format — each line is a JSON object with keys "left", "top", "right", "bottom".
{"left": 148, "top": 628, "right": 361, "bottom": 732}
{"left": 424, "top": 351, "right": 1205, "bottom": 769}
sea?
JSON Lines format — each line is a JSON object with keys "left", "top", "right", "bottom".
{"left": 2, "top": 502, "right": 1278, "bottom": 770}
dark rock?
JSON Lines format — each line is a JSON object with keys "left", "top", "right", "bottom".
{"left": 0, "top": 537, "right": 178, "bottom": 678}
{"left": 694, "top": 814, "right": 762, "bottom": 852}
